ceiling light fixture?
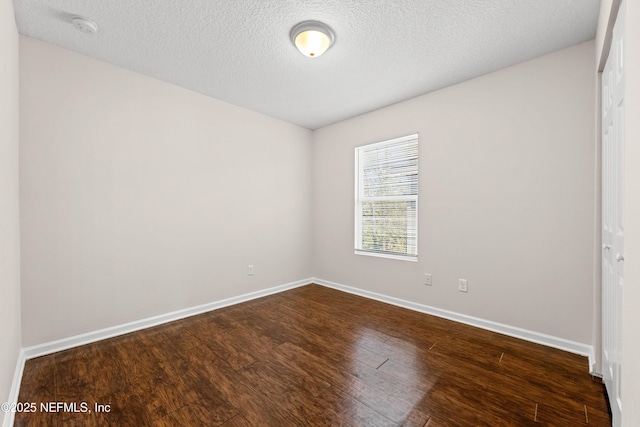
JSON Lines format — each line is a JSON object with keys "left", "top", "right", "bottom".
{"left": 290, "top": 21, "right": 335, "bottom": 58}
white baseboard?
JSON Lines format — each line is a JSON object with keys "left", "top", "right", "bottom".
{"left": 23, "top": 278, "right": 312, "bottom": 360}
{"left": 3, "top": 348, "right": 25, "bottom": 427}
{"left": 312, "top": 278, "right": 596, "bottom": 371}
{"left": 19, "top": 275, "right": 595, "bottom": 375}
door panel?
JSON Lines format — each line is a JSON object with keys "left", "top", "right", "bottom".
{"left": 602, "top": 2, "right": 624, "bottom": 426}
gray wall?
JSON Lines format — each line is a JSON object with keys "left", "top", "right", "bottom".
{"left": 312, "top": 41, "right": 596, "bottom": 345}
{"left": 0, "top": 0, "right": 21, "bottom": 424}
{"left": 19, "top": 37, "right": 313, "bottom": 346}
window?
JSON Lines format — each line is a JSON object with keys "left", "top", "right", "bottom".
{"left": 355, "top": 133, "right": 418, "bottom": 261}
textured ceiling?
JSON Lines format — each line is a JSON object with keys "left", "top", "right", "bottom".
{"left": 13, "top": 0, "right": 600, "bottom": 129}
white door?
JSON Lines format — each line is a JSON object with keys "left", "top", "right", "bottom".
{"left": 602, "top": 2, "right": 624, "bottom": 426}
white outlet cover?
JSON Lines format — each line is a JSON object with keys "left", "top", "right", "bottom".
{"left": 459, "top": 279, "right": 468, "bottom": 292}
{"left": 424, "top": 273, "right": 432, "bottom": 286}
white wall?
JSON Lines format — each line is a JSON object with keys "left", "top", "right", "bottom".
{"left": 313, "top": 41, "right": 596, "bottom": 345}
{"left": 19, "top": 36, "right": 313, "bottom": 346}
{"left": 0, "top": 0, "right": 21, "bottom": 424}
{"left": 622, "top": 2, "right": 640, "bottom": 425}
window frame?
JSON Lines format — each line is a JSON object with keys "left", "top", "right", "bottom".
{"left": 354, "top": 133, "right": 418, "bottom": 262}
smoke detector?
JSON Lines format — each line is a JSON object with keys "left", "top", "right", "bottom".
{"left": 72, "top": 17, "right": 98, "bottom": 34}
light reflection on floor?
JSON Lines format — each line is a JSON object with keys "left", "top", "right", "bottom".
{"left": 350, "top": 327, "right": 440, "bottom": 423}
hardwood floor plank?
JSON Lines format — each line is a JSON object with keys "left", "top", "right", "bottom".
{"left": 275, "top": 341, "right": 431, "bottom": 424}
{"left": 179, "top": 344, "right": 300, "bottom": 426}
{"left": 17, "top": 357, "right": 56, "bottom": 401}
{"left": 397, "top": 410, "right": 431, "bottom": 427}
{"left": 15, "top": 284, "right": 611, "bottom": 427}
{"left": 65, "top": 389, "right": 155, "bottom": 427}
{"left": 14, "top": 357, "right": 58, "bottom": 427}
{"left": 251, "top": 356, "right": 332, "bottom": 397}
{"left": 338, "top": 373, "right": 425, "bottom": 423}
{"left": 238, "top": 362, "right": 348, "bottom": 426}
{"left": 410, "top": 367, "right": 535, "bottom": 426}
{"left": 188, "top": 319, "right": 256, "bottom": 371}
{"left": 158, "top": 320, "right": 203, "bottom": 351}
{"left": 216, "top": 314, "right": 281, "bottom": 362}
{"left": 151, "top": 404, "right": 236, "bottom": 427}
{"left": 315, "top": 386, "right": 396, "bottom": 427}
{"left": 218, "top": 415, "right": 252, "bottom": 427}
{"left": 347, "top": 356, "right": 434, "bottom": 408}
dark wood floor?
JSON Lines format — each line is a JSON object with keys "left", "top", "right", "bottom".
{"left": 15, "top": 284, "right": 610, "bottom": 426}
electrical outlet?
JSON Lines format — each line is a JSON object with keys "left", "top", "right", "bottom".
{"left": 424, "top": 273, "right": 432, "bottom": 286}
{"left": 458, "top": 279, "right": 468, "bottom": 292}
{"left": 247, "top": 265, "right": 254, "bottom": 276}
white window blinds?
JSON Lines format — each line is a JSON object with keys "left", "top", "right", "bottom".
{"left": 355, "top": 134, "right": 418, "bottom": 260}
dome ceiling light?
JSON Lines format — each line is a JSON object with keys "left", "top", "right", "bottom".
{"left": 290, "top": 21, "right": 335, "bottom": 58}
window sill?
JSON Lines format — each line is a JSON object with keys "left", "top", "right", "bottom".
{"left": 354, "top": 250, "right": 418, "bottom": 262}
